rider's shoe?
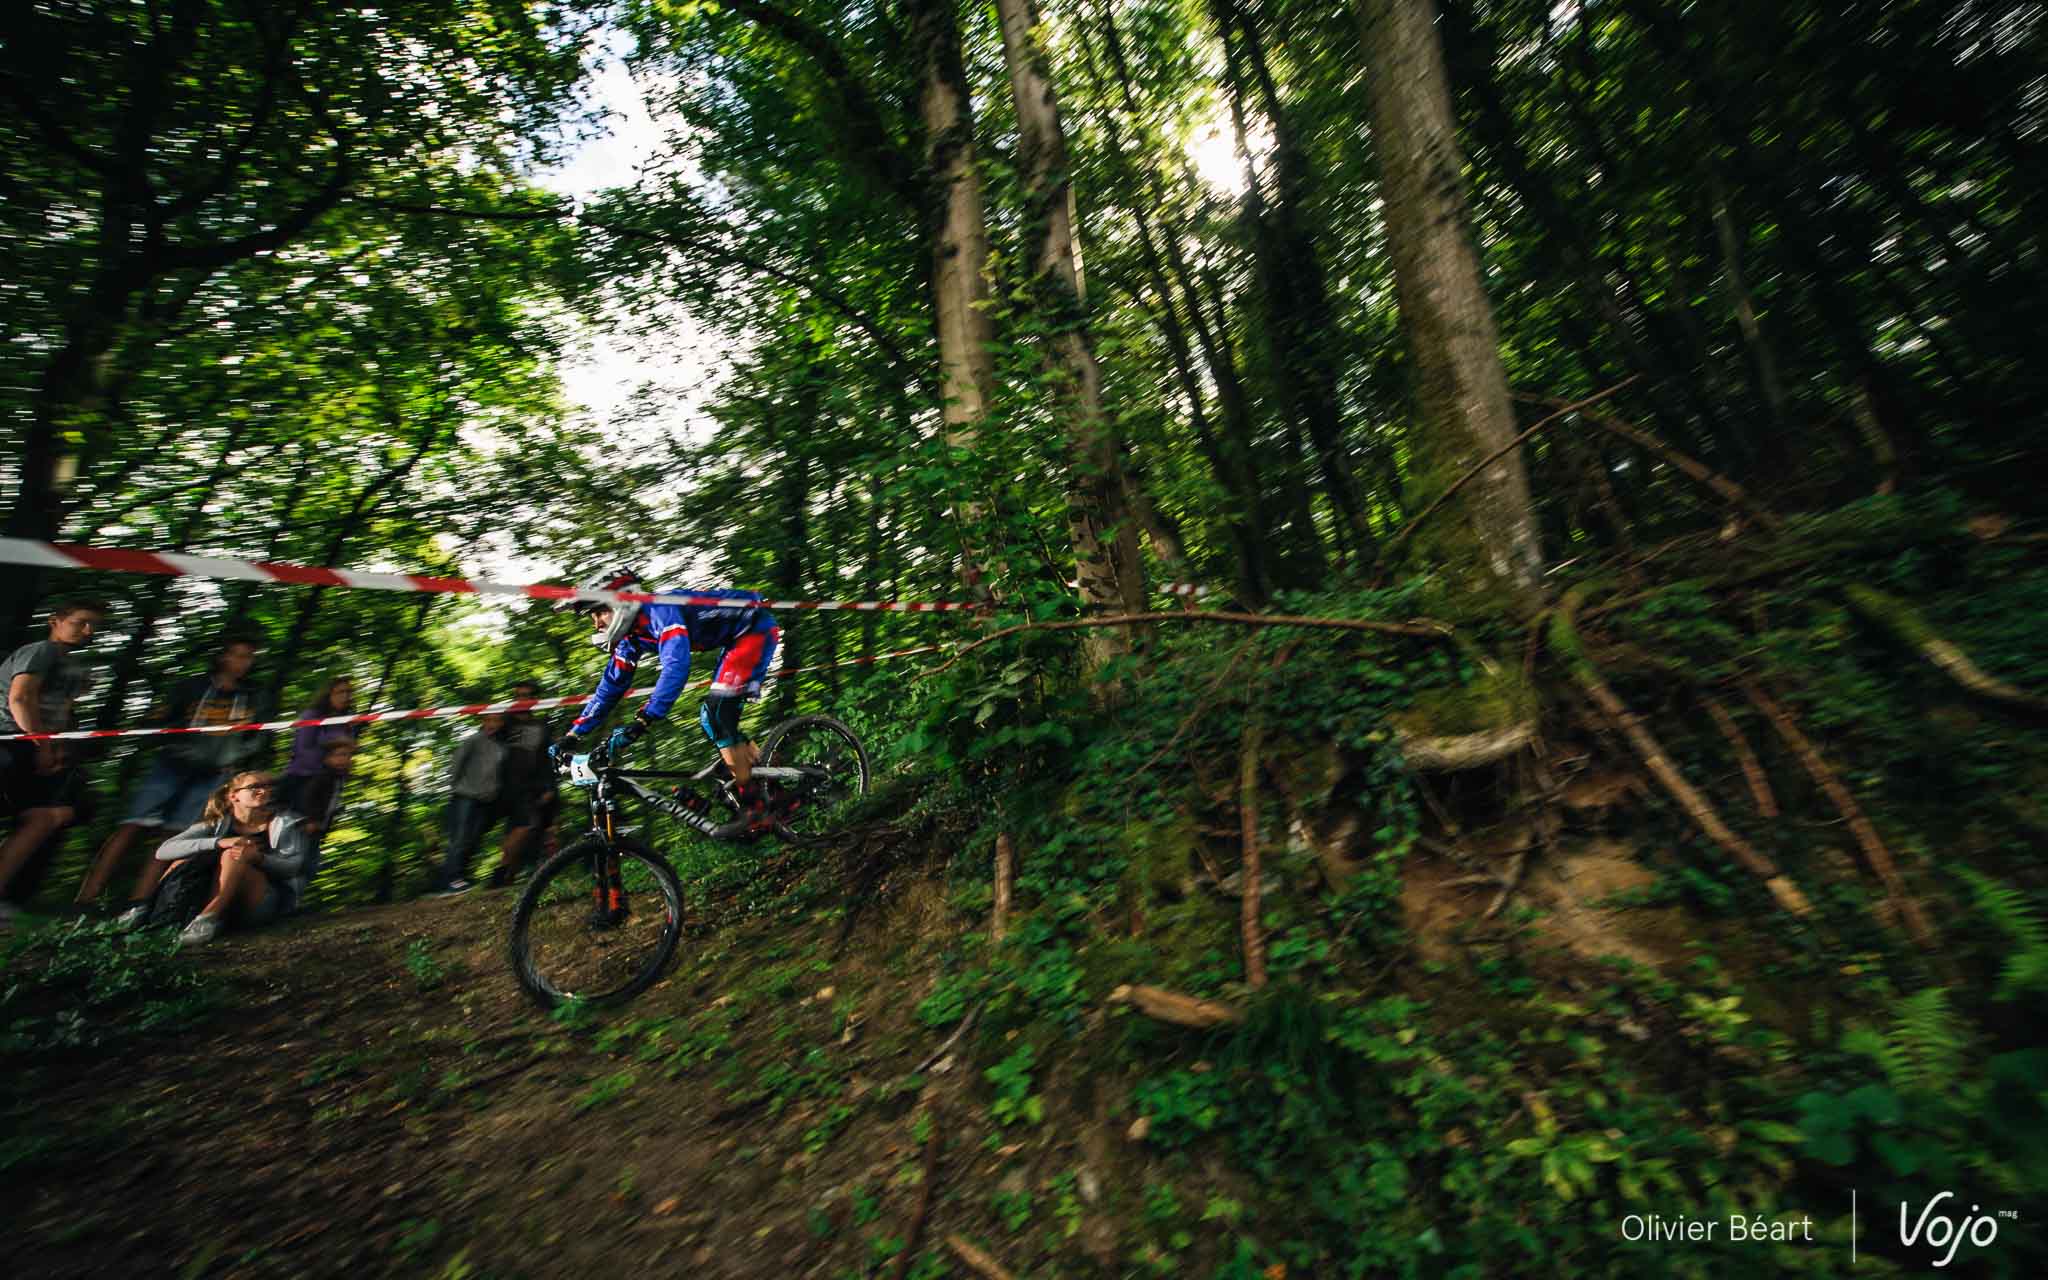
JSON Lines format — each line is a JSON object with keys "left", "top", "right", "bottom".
{"left": 709, "top": 785, "right": 778, "bottom": 841}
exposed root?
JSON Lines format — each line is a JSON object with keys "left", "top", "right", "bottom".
{"left": 1549, "top": 587, "right": 1812, "bottom": 918}
{"left": 1398, "top": 721, "right": 1538, "bottom": 771}
{"left": 914, "top": 1000, "right": 983, "bottom": 1076}
{"left": 1740, "top": 680, "right": 1937, "bottom": 947}
{"left": 1843, "top": 584, "right": 2048, "bottom": 715}
{"left": 991, "top": 833, "right": 1014, "bottom": 943}
{"left": 1239, "top": 719, "right": 1267, "bottom": 988}
{"left": 1702, "top": 696, "right": 1779, "bottom": 817}
{"left": 885, "top": 1112, "right": 943, "bottom": 1280}
{"left": 946, "top": 1236, "right": 1018, "bottom": 1280}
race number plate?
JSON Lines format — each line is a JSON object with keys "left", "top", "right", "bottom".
{"left": 568, "top": 754, "right": 599, "bottom": 788}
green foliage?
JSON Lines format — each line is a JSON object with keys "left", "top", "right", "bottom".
{"left": 0, "top": 922, "right": 216, "bottom": 1054}
{"left": 571, "top": 1070, "right": 637, "bottom": 1113}
{"left": 404, "top": 940, "right": 448, "bottom": 992}
{"left": 984, "top": 1044, "right": 1044, "bottom": 1128}
{"left": 1958, "top": 870, "right": 2048, "bottom": 1000}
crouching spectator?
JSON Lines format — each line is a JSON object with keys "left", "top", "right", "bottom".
{"left": 81, "top": 634, "right": 268, "bottom": 918}
{"left": 153, "top": 771, "right": 316, "bottom": 948}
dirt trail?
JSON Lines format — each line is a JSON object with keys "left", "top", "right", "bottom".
{"left": 11, "top": 886, "right": 1017, "bottom": 1280}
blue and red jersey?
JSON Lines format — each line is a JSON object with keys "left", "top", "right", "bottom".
{"left": 569, "top": 590, "right": 781, "bottom": 736}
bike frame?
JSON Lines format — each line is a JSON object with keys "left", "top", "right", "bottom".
{"left": 570, "top": 753, "right": 818, "bottom": 841}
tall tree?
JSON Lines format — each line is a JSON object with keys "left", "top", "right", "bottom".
{"left": 1356, "top": 0, "right": 1542, "bottom": 608}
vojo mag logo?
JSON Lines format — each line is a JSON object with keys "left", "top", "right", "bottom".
{"left": 1894, "top": 1191, "right": 2014, "bottom": 1269}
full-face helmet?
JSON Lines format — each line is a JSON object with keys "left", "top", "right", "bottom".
{"left": 555, "top": 567, "right": 645, "bottom": 650}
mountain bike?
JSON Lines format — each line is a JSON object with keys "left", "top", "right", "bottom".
{"left": 507, "top": 714, "right": 870, "bottom": 1010}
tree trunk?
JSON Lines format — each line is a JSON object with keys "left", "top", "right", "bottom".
{"left": 1213, "top": 0, "right": 1375, "bottom": 558}
{"left": 994, "top": 0, "right": 1146, "bottom": 670}
{"left": 1356, "top": 0, "right": 1543, "bottom": 610}
{"left": 905, "top": 0, "right": 1002, "bottom": 600}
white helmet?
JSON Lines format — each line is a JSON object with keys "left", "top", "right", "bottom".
{"left": 556, "top": 567, "right": 644, "bottom": 650}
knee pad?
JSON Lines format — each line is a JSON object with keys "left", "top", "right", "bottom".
{"left": 699, "top": 696, "right": 746, "bottom": 749}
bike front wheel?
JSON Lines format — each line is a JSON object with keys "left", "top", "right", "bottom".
{"left": 759, "top": 714, "right": 871, "bottom": 846}
{"left": 508, "top": 835, "right": 684, "bottom": 1010}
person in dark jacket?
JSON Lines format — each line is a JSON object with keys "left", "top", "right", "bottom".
{"left": 434, "top": 713, "right": 505, "bottom": 894}
{"left": 490, "top": 681, "right": 558, "bottom": 887}
{"left": 151, "top": 770, "right": 317, "bottom": 948}
{"left": 0, "top": 596, "right": 104, "bottom": 929}
{"left": 82, "top": 636, "right": 268, "bottom": 915}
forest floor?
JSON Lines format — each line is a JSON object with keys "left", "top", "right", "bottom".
{"left": 7, "top": 874, "right": 1056, "bottom": 1280}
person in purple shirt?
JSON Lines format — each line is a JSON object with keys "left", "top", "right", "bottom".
{"left": 277, "top": 675, "right": 360, "bottom": 817}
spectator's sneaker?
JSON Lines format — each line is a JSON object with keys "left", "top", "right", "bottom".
{"left": 434, "top": 878, "right": 476, "bottom": 897}
{"left": 177, "top": 913, "right": 221, "bottom": 949}
{"left": 115, "top": 904, "right": 150, "bottom": 931}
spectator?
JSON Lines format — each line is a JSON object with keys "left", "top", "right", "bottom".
{"left": 294, "top": 738, "right": 356, "bottom": 849}
{"left": 80, "top": 635, "right": 268, "bottom": 916}
{"left": 0, "top": 597, "right": 105, "bottom": 928}
{"left": 490, "top": 681, "right": 559, "bottom": 887}
{"left": 152, "top": 770, "right": 315, "bottom": 947}
{"left": 434, "top": 712, "right": 505, "bottom": 895}
{"left": 277, "top": 675, "right": 359, "bottom": 816}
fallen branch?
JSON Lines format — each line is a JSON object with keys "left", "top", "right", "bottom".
{"left": 1518, "top": 393, "right": 1784, "bottom": 532}
{"left": 1702, "top": 696, "right": 1779, "bottom": 817}
{"left": 886, "top": 1114, "right": 943, "bottom": 1280}
{"left": 922, "top": 611, "right": 1452, "bottom": 675}
{"left": 1549, "top": 588, "right": 1811, "bottom": 918}
{"left": 1842, "top": 584, "right": 2048, "bottom": 715}
{"left": 1396, "top": 722, "right": 1538, "bottom": 771}
{"left": 946, "top": 1236, "right": 1018, "bottom": 1280}
{"left": 1380, "top": 377, "right": 1638, "bottom": 566}
{"left": 1740, "top": 681, "right": 1936, "bottom": 947}
{"left": 1108, "top": 983, "right": 1244, "bottom": 1029}
{"left": 1240, "top": 719, "right": 1267, "bottom": 989}
{"left": 913, "top": 1000, "right": 983, "bottom": 1076}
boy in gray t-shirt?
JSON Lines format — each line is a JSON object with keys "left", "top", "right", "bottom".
{"left": 0, "top": 597, "right": 105, "bottom": 924}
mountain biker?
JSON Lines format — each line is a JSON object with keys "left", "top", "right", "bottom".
{"left": 547, "top": 568, "right": 784, "bottom": 840}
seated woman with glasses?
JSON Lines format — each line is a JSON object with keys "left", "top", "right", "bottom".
{"left": 151, "top": 770, "right": 318, "bottom": 947}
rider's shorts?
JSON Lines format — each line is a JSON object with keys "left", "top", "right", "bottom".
{"left": 707, "top": 618, "right": 780, "bottom": 700}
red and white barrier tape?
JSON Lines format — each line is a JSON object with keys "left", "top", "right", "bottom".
{"left": 0, "top": 539, "right": 988, "bottom": 614}
{"left": 0, "top": 644, "right": 947, "bottom": 743}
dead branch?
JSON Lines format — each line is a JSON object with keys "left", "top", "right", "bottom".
{"left": 913, "top": 1000, "right": 983, "bottom": 1076}
{"left": 1239, "top": 719, "right": 1267, "bottom": 989}
{"left": 1380, "top": 377, "right": 1638, "bottom": 565}
{"left": 1702, "top": 696, "right": 1779, "bottom": 817}
{"left": 992, "top": 833, "right": 1014, "bottom": 943}
{"left": 1843, "top": 585, "right": 2048, "bottom": 714}
{"left": 1518, "top": 393, "right": 1784, "bottom": 532}
{"left": 946, "top": 1236, "right": 1018, "bottom": 1280}
{"left": 1108, "top": 983, "right": 1244, "bottom": 1029}
{"left": 886, "top": 1114, "right": 943, "bottom": 1280}
{"left": 1549, "top": 589, "right": 1811, "bottom": 918}
{"left": 922, "top": 611, "right": 1452, "bottom": 675}
{"left": 1740, "top": 681, "right": 1936, "bottom": 947}
{"left": 1485, "top": 851, "right": 1529, "bottom": 920}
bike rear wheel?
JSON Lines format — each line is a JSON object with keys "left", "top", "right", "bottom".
{"left": 758, "top": 714, "right": 871, "bottom": 846}
{"left": 508, "top": 835, "right": 683, "bottom": 1010}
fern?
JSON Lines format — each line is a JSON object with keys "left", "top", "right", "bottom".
{"left": 1860, "top": 988, "right": 1967, "bottom": 1093}
{"left": 1958, "top": 868, "right": 2048, "bottom": 1001}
